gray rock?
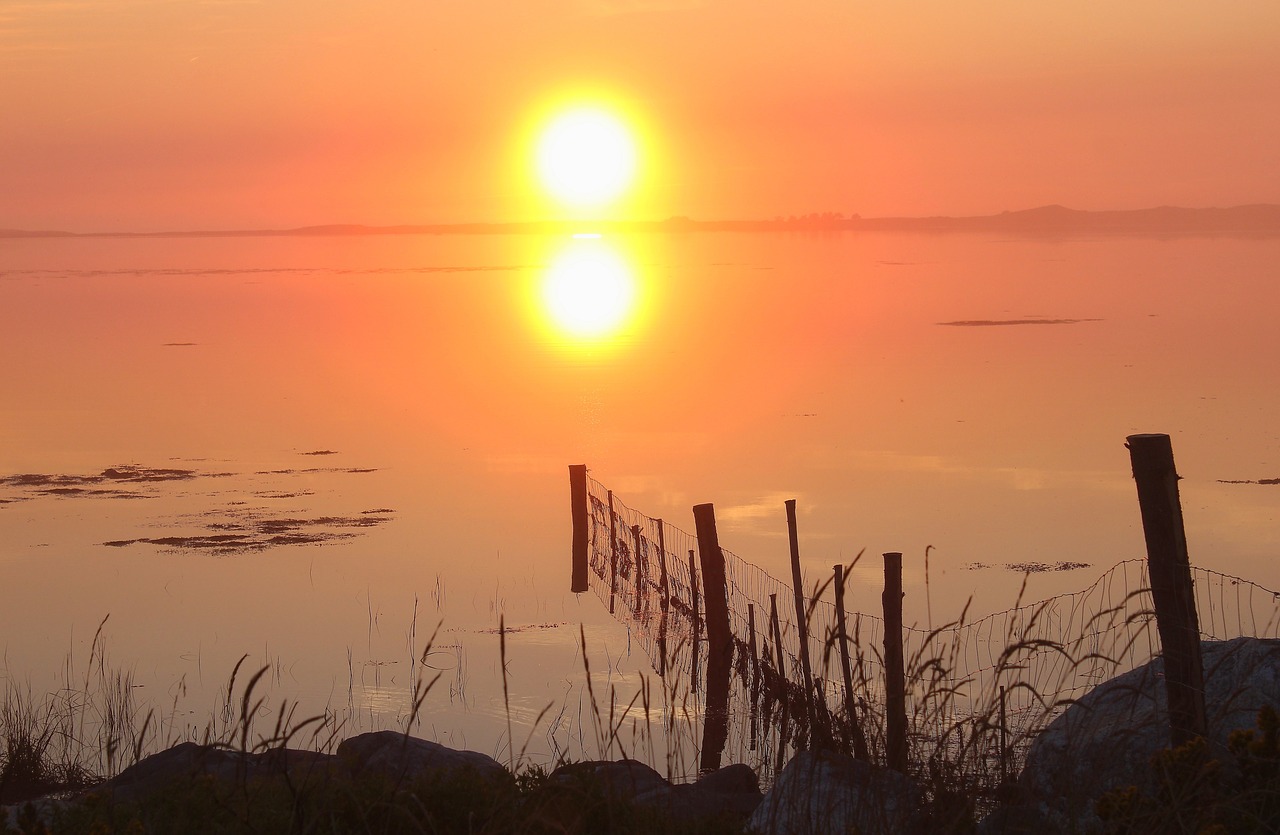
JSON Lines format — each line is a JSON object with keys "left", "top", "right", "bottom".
{"left": 103, "top": 741, "right": 340, "bottom": 800}
{"left": 1017, "top": 636, "right": 1280, "bottom": 830}
{"left": 336, "top": 730, "right": 507, "bottom": 785}
{"left": 547, "top": 758, "right": 670, "bottom": 802}
{"left": 747, "top": 750, "right": 923, "bottom": 835}
{"left": 633, "top": 763, "right": 763, "bottom": 823}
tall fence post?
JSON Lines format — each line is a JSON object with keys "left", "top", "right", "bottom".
{"left": 689, "top": 550, "right": 701, "bottom": 695}
{"left": 607, "top": 491, "right": 618, "bottom": 614}
{"left": 834, "top": 563, "right": 870, "bottom": 762}
{"left": 632, "top": 524, "right": 644, "bottom": 616}
{"left": 769, "top": 592, "right": 790, "bottom": 773}
{"left": 1127, "top": 433, "right": 1207, "bottom": 746}
{"left": 747, "top": 603, "right": 760, "bottom": 697}
{"left": 657, "top": 520, "right": 669, "bottom": 677}
{"left": 883, "top": 551, "right": 908, "bottom": 773}
{"left": 569, "top": 465, "right": 589, "bottom": 593}
{"left": 785, "top": 500, "right": 818, "bottom": 729}
{"left": 693, "top": 503, "right": 732, "bottom": 773}
{"left": 748, "top": 602, "right": 760, "bottom": 751}
{"left": 769, "top": 593, "right": 785, "bottom": 680}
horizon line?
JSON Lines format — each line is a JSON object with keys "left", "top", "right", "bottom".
{"left": 4, "top": 202, "right": 1280, "bottom": 239}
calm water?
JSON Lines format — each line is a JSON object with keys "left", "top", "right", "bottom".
{"left": 2, "top": 230, "right": 1278, "bottom": 771}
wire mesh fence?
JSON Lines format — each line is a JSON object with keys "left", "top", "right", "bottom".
{"left": 579, "top": 471, "right": 1280, "bottom": 796}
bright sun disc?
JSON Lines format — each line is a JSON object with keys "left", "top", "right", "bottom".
{"left": 536, "top": 108, "right": 637, "bottom": 208}
{"left": 542, "top": 239, "right": 635, "bottom": 338}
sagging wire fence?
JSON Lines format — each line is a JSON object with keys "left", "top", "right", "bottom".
{"left": 571, "top": 465, "right": 1280, "bottom": 802}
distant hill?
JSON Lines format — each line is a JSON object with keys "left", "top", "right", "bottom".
{"left": 853, "top": 204, "right": 1280, "bottom": 234}
{"left": 4, "top": 205, "right": 1280, "bottom": 238}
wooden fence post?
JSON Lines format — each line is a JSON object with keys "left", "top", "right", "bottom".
{"left": 748, "top": 602, "right": 760, "bottom": 751}
{"left": 693, "top": 504, "right": 732, "bottom": 774}
{"left": 1128, "top": 433, "right": 1207, "bottom": 746}
{"left": 693, "top": 504, "right": 732, "bottom": 663}
{"left": 883, "top": 551, "right": 907, "bottom": 773}
{"left": 785, "top": 500, "right": 818, "bottom": 727}
{"left": 632, "top": 524, "right": 644, "bottom": 616}
{"left": 657, "top": 520, "right": 669, "bottom": 677}
{"left": 607, "top": 490, "right": 617, "bottom": 614}
{"left": 747, "top": 603, "right": 760, "bottom": 697}
{"left": 569, "top": 465, "right": 589, "bottom": 593}
{"left": 657, "top": 520, "right": 670, "bottom": 613}
{"left": 834, "top": 564, "right": 870, "bottom": 762}
{"left": 689, "top": 549, "right": 701, "bottom": 695}
{"left": 769, "top": 592, "right": 790, "bottom": 773}
{"left": 769, "top": 593, "right": 786, "bottom": 680}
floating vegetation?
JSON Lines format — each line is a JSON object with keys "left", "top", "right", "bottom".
{"left": 966, "top": 560, "right": 1093, "bottom": 573}
{"left": 474, "top": 622, "right": 568, "bottom": 635}
{"left": 103, "top": 510, "right": 394, "bottom": 555}
{"left": 937, "top": 318, "right": 1102, "bottom": 327}
{"left": 0, "top": 459, "right": 393, "bottom": 555}
{"left": 0, "top": 466, "right": 220, "bottom": 501}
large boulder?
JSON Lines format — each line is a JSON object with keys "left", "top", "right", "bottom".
{"left": 336, "top": 730, "right": 506, "bottom": 786}
{"left": 633, "top": 762, "right": 763, "bottom": 825}
{"left": 103, "top": 741, "right": 340, "bottom": 801}
{"left": 747, "top": 750, "right": 923, "bottom": 835}
{"left": 1016, "top": 636, "right": 1280, "bottom": 830}
{"left": 546, "top": 758, "right": 670, "bottom": 802}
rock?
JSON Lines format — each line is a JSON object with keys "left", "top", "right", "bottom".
{"left": 747, "top": 750, "right": 923, "bottom": 835}
{"left": 546, "top": 758, "right": 670, "bottom": 802}
{"left": 336, "top": 730, "right": 507, "bottom": 785}
{"left": 102, "top": 741, "right": 341, "bottom": 801}
{"left": 633, "top": 763, "right": 763, "bottom": 824}
{"left": 1016, "top": 636, "right": 1280, "bottom": 830}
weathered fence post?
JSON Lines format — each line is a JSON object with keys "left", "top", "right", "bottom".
{"left": 883, "top": 551, "right": 908, "bottom": 773}
{"left": 748, "top": 602, "right": 759, "bottom": 751}
{"left": 999, "top": 685, "right": 1008, "bottom": 783}
{"left": 1127, "top": 433, "right": 1207, "bottom": 746}
{"left": 657, "top": 519, "right": 669, "bottom": 677}
{"left": 769, "top": 592, "right": 790, "bottom": 773}
{"left": 769, "top": 593, "right": 786, "bottom": 679}
{"left": 693, "top": 503, "right": 732, "bottom": 774}
{"left": 693, "top": 504, "right": 732, "bottom": 664}
{"left": 834, "top": 563, "right": 870, "bottom": 762}
{"left": 607, "top": 490, "right": 618, "bottom": 614}
{"left": 785, "top": 500, "right": 818, "bottom": 728}
{"left": 569, "top": 465, "right": 589, "bottom": 593}
{"left": 657, "top": 520, "right": 669, "bottom": 612}
{"left": 632, "top": 524, "right": 644, "bottom": 616}
{"left": 689, "top": 549, "right": 701, "bottom": 694}
{"left": 747, "top": 603, "right": 760, "bottom": 697}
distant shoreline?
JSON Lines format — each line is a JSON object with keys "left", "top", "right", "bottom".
{"left": 4, "top": 203, "right": 1280, "bottom": 239}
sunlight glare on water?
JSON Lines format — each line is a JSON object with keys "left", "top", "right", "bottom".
{"left": 539, "top": 235, "right": 637, "bottom": 340}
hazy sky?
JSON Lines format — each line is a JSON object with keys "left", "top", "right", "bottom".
{"left": 2, "top": 0, "right": 1278, "bottom": 231}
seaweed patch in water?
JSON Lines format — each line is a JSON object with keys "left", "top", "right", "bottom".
{"left": 253, "top": 467, "right": 378, "bottom": 476}
{"left": 967, "top": 560, "right": 1092, "bottom": 573}
{"left": 475, "top": 622, "right": 567, "bottom": 635}
{"left": 0, "top": 465, "right": 221, "bottom": 500}
{"left": 938, "top": 318, "right": 1103, "bottom": 327}
{"left": 102, "top": 509, "right": 395, "bottom": 555}
{"left": 1218, "top": 478, "right": 1280, "bottom": 485}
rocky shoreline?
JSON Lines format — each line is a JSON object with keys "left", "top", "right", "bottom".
{"left": 6, "top": 637, "right": 1280, "bottom": 834}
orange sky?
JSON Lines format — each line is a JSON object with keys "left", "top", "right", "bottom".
{"left": 2, "top": 1, "right": 1277, "bottom": 231}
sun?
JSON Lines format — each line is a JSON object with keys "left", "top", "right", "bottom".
{"left": 535, "top": 107, "right": 638, "bottom": 209}
{"left": 541, "top": 236, "right": 636, "bottom": 338}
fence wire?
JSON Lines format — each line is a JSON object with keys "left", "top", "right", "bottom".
{"left": 580, "top": 473, "right": 1280, "bottom": 794}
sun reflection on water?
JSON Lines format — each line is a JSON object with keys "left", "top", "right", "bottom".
{"left": 538, "top": 235, "right": 638, "bottom": 342}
